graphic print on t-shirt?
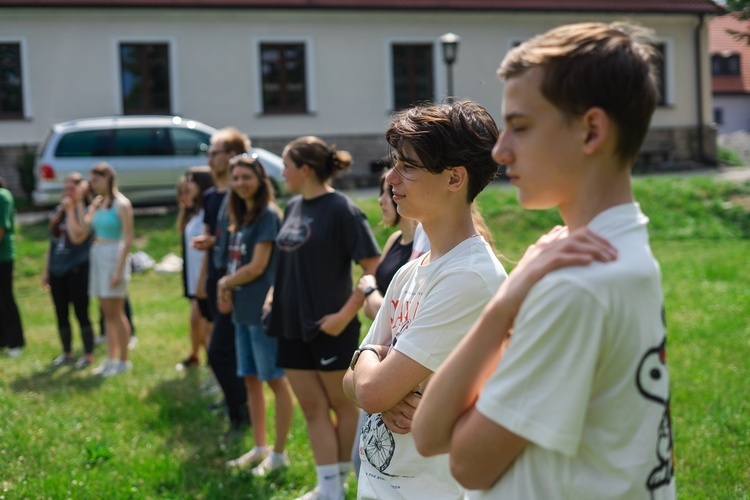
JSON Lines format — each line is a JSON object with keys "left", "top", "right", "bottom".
{"left": 360, "top": 285, "right": 423, "bottom": 478}
{"left": 277, "top": 212, "right": 312, "bottom": 252}
{"left": 227, "top": 231, "right": 245, "bottom": 276}
{"left": 635, "top": 335, "right": 674, "bottom": 495}
{"left": 54, "top": 219, "right": 69, "bottom": 255}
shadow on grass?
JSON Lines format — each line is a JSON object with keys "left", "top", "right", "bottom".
{"left": 141, "top": 370, "right": 315, "bottom": 499}
{"left": 10, "top": 363, "right": 105, "bottom": 393}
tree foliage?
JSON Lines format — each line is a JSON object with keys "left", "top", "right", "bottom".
{"left": 725, "top": 0, "right": 750, "bottom": 44}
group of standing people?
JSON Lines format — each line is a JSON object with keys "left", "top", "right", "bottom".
{"left": 42, "top": 164, "right": 135, "bottom": 377}
{"left": 180, "top": 126, "right": 383, "bottom": 496}
{"left": 178, "top": 21, "right": 673, "bottom": 500}
{"left": 4, "top": 19, "right": 673, "bottom": 500}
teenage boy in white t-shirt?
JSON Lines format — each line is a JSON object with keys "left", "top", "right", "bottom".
{"left": 343, "top": 100, "right": 508, "bottom": 499}
{"left": 413, "top": 22, "right": 675, "bottom": 500}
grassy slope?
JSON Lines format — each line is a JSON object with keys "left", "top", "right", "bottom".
{"left": 1, "top": 174, "right": 748, "bottom": 498}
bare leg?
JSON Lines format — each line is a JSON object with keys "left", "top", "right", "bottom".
{"left": 189, "top": 300, "right": 202, "bottom": 358}
{"left": 245, "top": 375, "right": 267, "bottom": 448}
{"left": 267, "top": 375, "right": 294, "bottom": 453}
{"left": 285, "top": 369, "right": 338, "bottom": 465}
{"left": 320, "top": 369, "right": 360, "bottom": 461}
{"left": 100, "top": 297, "right": 129, "bottom": 361}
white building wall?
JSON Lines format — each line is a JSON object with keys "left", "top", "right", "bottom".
{"left": 713, "top": 95, "right": 750, "bottom": 134}
{"left": 0, "top": 7, "right": 713, "bottom": 148}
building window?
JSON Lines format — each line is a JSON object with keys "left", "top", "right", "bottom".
{"left": 260, "top": 43, "right": 307, "bottom": 114}
{"left": 711, "top": 53, "right": 741, "bottom": 76}
{"left": 652, "top": 43, "right": 668, "bottom": 107}
{"left": 713, "top": 107, "right": 724, "bottom": 126}
{"left": 392, "top": 44, "right": 434, "bottom": 109}
{"left": 0, "top": 43, "right": 23, "bottom": 119}
{"left": 120, "top": 43, "right": 171, "bottom": 115}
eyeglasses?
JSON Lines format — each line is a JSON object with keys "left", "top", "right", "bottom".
{"left": 390, "top": 153, "right": 425, "bottom": 180}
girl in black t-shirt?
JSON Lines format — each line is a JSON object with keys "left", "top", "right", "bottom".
{"left": 268, "top": 136, "right": 380, "bottom": 500}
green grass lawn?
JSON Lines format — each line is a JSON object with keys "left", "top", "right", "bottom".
{"left": 2, "top": 174, "right": 749, "bottom": 499}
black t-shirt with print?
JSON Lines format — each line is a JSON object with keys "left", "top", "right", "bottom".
{"left": 269, "top": 191, "right": 380, "bottom": 341}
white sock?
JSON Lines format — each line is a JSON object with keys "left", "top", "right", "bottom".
{"left": 316, "top": 464, "right": 343, "bottom": 499}
{"left": 338, "top": 461, "right": 353, "bottom": 488}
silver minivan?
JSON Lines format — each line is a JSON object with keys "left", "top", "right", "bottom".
{"left": 32, "top": 115, "right": 283, "bottom": 207}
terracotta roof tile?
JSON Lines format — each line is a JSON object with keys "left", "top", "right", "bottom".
{"left": 0, "top": 0, "right": 726, "bottom": 12}
{"left": 710, "top": 13, "right": 750, "bottom": 94}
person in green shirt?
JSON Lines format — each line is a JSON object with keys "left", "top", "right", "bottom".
{"left": 0, "top": 176, "right": 25, "bottom": 357}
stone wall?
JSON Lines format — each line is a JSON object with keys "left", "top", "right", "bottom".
{"left": 634, "top": 125, "right": 718, "bottom": 172}
{"left": 0, "top": 145, "right": 27, "bottom": 197}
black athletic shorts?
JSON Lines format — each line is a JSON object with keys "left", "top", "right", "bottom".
{"left": 277, "top": 324, "right": 359, "bottom": 372}
{"left": 197, "top": 298, "right": 213, "bottom": 322}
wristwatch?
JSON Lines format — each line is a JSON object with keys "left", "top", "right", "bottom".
{"left": 349, "top": 345, "right": 382, "bottom": 370}
{"left": 363, "top": 285, "right": 378, "bottom": 298}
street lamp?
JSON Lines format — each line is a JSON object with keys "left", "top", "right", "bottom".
{"left": 440, "top": 32, "right": 461, "bottom": 103}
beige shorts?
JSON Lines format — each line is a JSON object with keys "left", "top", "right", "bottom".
{"left": 89, "top": 241, "right": 130, "bottom": 298}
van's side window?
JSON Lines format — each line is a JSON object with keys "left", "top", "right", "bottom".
{"left": 170, "top": 128, "right": 211, "bottom": 156}
{"left": 113, "top": 127, "right": 172, "bottom": 156}
{"left": 55, "top": 130, "right": 114, "bottom": 157}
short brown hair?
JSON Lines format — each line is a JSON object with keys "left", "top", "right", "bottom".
{"left": 385, "top": 101, "right": 500, "bottom": 202}
{"left": 498, "top": 22, "right": 659, "bottom": 164}
{"left": 211, "top": 127, "right": 250, "bottom": 156}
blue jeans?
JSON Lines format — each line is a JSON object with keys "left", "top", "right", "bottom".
{"left": 234, "top": 322, "right": 284, "bottom": 381}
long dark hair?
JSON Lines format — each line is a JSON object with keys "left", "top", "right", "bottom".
{"left": 177, "top": 166, "right": 213, "bottom": 233}
{"left": 379, "top": 168, "right": 400, "bottom": 227}
{"left": 228, "top": 154, "right": 279, "bottom": 232}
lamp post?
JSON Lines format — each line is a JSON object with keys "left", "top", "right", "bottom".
{"left": 440, "top": 32, "right": 461, "bottom": 103}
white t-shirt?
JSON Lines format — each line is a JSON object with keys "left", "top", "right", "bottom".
{"left": 357, "top": 235, "right": 507, "bottom": 500}
{"left": 471, "top": 203, "right": 675, "bottom": 500}
{"left": 183, "top": 209, "right": 205, "bottom": 297}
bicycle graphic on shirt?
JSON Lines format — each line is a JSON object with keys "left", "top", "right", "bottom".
{"left": 361, "top": 320, "right": 415, "bottom": 478}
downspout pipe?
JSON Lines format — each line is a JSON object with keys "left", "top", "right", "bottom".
{"left": 694, "top": 13, "right": 708, "bottom": 165}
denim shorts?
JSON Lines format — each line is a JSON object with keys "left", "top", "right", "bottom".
{"left": 234, "top": 322, "right": 284, "bottom": 381}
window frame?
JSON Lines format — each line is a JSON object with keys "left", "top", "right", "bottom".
{"left": 390, "top": 42, "right": 435, "bottom": 110}
{"left": 0, "top": 38, "right": 31, "bottom": 120}
{"left": 384, "top": 36, "right": 441, "bottom": 113}
{"left": 254, "top": 37, "right": 316, "bottom": 116}
{"left": 711, "top": 53, "right": 741, "bottom": 76}
{"left": 114, "top": 37, "right": 177, "bottom": 116}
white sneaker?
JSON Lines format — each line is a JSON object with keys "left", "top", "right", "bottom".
{"left": 226, "top": 445, "right": 269, "bottom": 469}
{"left": 103, "top": 360, "right": 132, "bottom": 377}
{"left": 251, "top": 449, "right": 289, "bottom": 476}
{"left": 52, "top": 354, "right": 73, "bottom": 366}
{"left": 7, "top": 347, "right": 23, "bottom": 358}
{"left": 75, "top": 356, "right": 92, "bottom": 369}
{"left": 91, "top": 359, "right": 115, "bottom": 375}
